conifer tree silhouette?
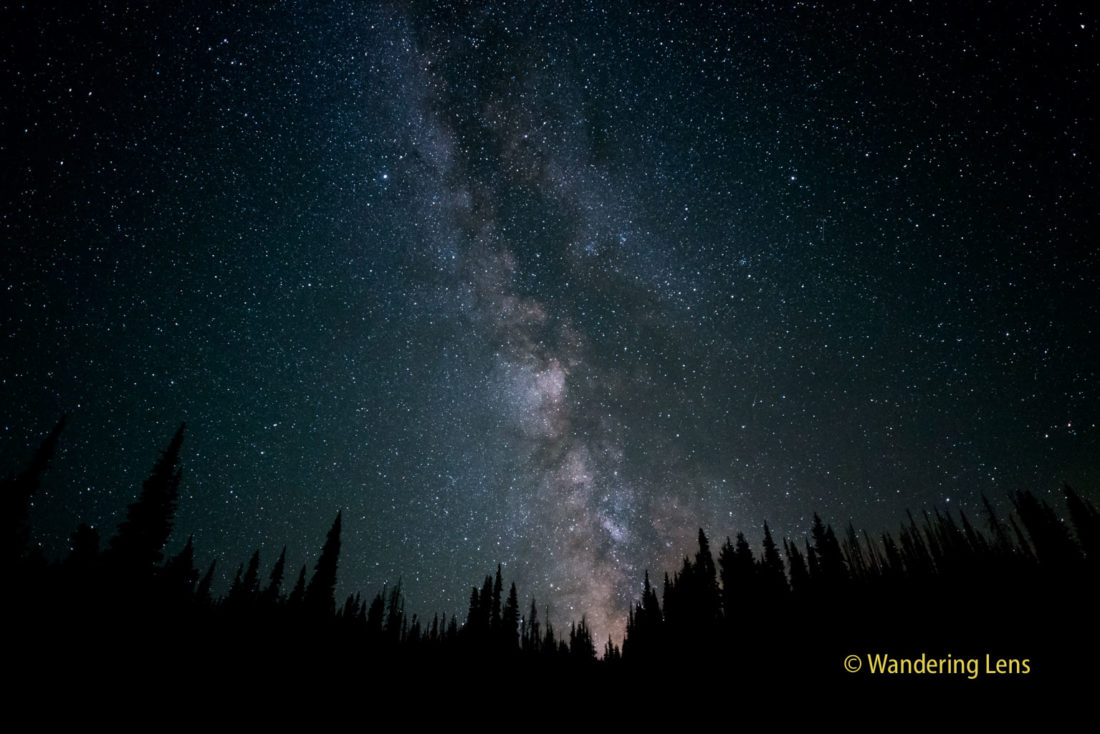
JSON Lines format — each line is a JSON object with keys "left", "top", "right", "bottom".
{"left": 982, "top": 494, "right": 1015, "bottom": 556}
{"left": 163, "top": 536, "right": 199, "bottom": 600}
{"left": 1011, "top": 490, "right": 1079, "bottom": 567}
{"left": 481, "top": 574, "right": 494, "bottom": 632}
{"left": 304, "top": 512, "right": 342, "bottom": 617}
{"left": 340, "top": 592, "right": 361, "bottom": 622}
{"left": 784, "top": 538, "right": 810, "bottom": 595}
{"left": 569, "top": 617, "right": 596, "bottom": 662}
{"left": 429, "top": 612, "right": 440, "bottom": 643}
{"left": 384, "top": 579, "right": 404, "bottom": 644}
{"left": 261, "top": 546, "right": 287, "bottom": 605}
{"left": 466, "top": 585, "right": 481, "bottom": 633}
{"left": 227, "top": 550, "right": 261, "bottom": 608}
{"left": 623, "top": 569, "right": 663, "bottom": 662}
{"left": 241, "top": 550, "right": 261, "bottom": 599}
{"left": 604, "top": 635, "right": 621, "bottom": 662}
{"left": 523, "top": 598, "right": 540, "bottom": 653}
{"left": 286, "top": 564, "right": 307, "bottom": 609}
{"left": 501, "top": 581, "right": 519, "bottom": 651}
{"left": 718, "top": 532, "right": 755, "bottom": 621}
{"left": 1064, "top": 484, "right": 1100, "bottom": 562}
{"left": 2, "top": 415, "right": 65, "bottom": 566}
{"left": 366, "top": 587, "right": 385, "bottom": 638}
{"left": 195, "top": 560, "right": 216, "bottom": 606}
{"left": 491, "top": 564, "right": 503, "bottom": 636}
{"left": 759, "top": 522, "right": 788, "bottom": 596}
{"left": 542, "top": 607, "right": 557, "bottom": 656}
{"left": 226, "top": 563, "right": 245, "bottom": 603}
{"left": 464, "top": 574, "right": 494, "bottom": 639}
{"left": 694, "top": 528, "right": 720, "bottom": 622}
{"left": 106, "top": 423, "right": 185, "bottom": 574}
{"left": 810, "top": 513, "right": 847, "bottom": 584}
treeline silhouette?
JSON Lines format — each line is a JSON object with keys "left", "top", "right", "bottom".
{"left": 5, "top": 419, "right": 1097, "bottom": 691}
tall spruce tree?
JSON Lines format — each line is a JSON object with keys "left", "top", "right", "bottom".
{"left": 106, "top": 423, "right": 185, "bottom": 574}
{"left": 384, "top": 580, "right": 404, "bottom": 643}
{"left": 490, "top": 564, "right": 503, "bottom": 635}
{"left": 2, "top": 415, "right": 65, "bottom": 567}
{"left": 304, "top": 512, "right": 342, "bottom": 617}
{"left": 569, "top": 617, "right": 596, "bottom": 662}
{"left": 1064, "top": 484, "right": 1100, "bottom": 562}
{"left": 523, "top": 598, "right": 540, "bottom": 653}
{"left": 810, "top": 513, "right": 847, "bottom": 585}
{"left": 286, "top": 564, "right": 307, "bottom": 609}
{"left": 759, "top": 522, "right": 788, "bottom": 597}
{"left": 501, "top": 581, "right": 520, "bottom": 651}
{"left": 694, "top": 528, "right": 720, "bottom": 621}
{"left": 261, "top": 546, "right": 287, "bottom": 605}
{"left": 195, "top": 560, "right": 216, "bottom": 606}
{"left": 163, "top": 536, "right": 199, "bottom": 600}
{"left": 479, "top": 574, "right": 494, "bottom": 632}
{"left": 466, "top": 586, "right": 481, "bottom": 633}
{"left": 241, "top": 550, "right": 261, "bottom": 599}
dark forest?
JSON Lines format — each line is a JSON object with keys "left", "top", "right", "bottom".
{"left": 6, "top": 418, "right": 1096, "bottom": 698}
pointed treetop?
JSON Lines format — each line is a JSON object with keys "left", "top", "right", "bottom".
{"left": 106, "top": 422, "right": 186, "bottom": 571}
{"left": 304, "top": 511, "right": 343, "bottom": 616}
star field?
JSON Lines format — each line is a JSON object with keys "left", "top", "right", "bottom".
{"left": 2, "top": 1, "right": 1097, "bottom": 645}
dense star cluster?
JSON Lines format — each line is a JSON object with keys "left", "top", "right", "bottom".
{"left": 2, "top": 2, "right": 1097, "bottom": 645}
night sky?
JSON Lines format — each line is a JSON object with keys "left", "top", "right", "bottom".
{"left": 3, "top": 1, "right": 1097, "bottom": 645}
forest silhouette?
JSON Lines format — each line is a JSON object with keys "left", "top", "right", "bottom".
{"left": 5, "top": 419, "right": 1096, "bottom": 694}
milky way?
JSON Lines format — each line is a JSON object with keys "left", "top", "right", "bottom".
{"left": 2, "top": 2, "right": 1097, "bottom": 646}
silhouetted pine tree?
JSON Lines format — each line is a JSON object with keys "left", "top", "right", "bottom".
{"left": 286, "top": 564, "right": 307, "bottom": 610}
{"left": 479, "top": 574, "right": 493, "bottom": 633}
{"left": 1008, "top": 514, "right": 1035, "bottom": 562}
{"left": 466, "top": 585, "right": 481, "bottom": 636}
{"left": 1012, "top": 490, "right": 1080, "bottom": 568}
{"left": 604, "top": 636, "right": 621, "bottom": 663}
{"left": 957, "top": 511, "right": 988, "bottom": 561}
{"left": 339, "top": 593, "right": 358, "bottom": 621}
{"left": 366, "top": 587, "right": 385, "bottom": 639}
{"left": 261, "top": 546, "right": 287, "bottom": 606}
{"left": 501, "top": 581, "right": 519, "bottom": 651}
{"left": 1, "top": 416, "right": 65, "bottom": 568}
{"left": 569, "top": 617, "right": 596, "bottom": 662}
{"left": 809, "top": 513, "right": 847, "bottom": 586}
{"left": 784, "top": 538, "right": 810, "bottom": 596}
{"left": 237, "top": 550, "right": 261, "bottom": 603}
{"left": 759, "top": 522, "right": 788, "bottom": 597}
{"left": 106, "top": 423, "right": 185, "bottom": 575}
{"left": 162, "top": 536, "right": 199, "bottom": 601}
{"left": 842, "top": 522, "right": 869, "bottom": 580}
{"left": 982, "top": 494, "right": 1015, "bottom": 557}
{"left": 694, "top": 528, "right": 720, "bottom": 623}
{"left": 1064, "top": 484, "right": 1100, "bottom": 562}
{"left": 542, "top": 608, "right": 557, "bottom": 656}
{"left": 623, "top": 569, "right": 663, "bottom": 662}
{"left": 719, "top": 532, "right": 755, "bottom": 622}
{"left": 195, "top": 560, "right": 216, "bottom": 606}
{"left": 522, "top": 598, "right": 540, "bottom": 653}
{"left": 304, "top": 512, "right": 341, "bottom": 617}
{"left": 490, "top": 564, "right": 503, "bottom": 636}
{"left": 384, "top": 580, "right": 404, "bottom": 644}
{"left": 406, "top": 614, "right": 421, "bottom": 647}
{"left": 226, "top": 563, "right": 245, "bottom": 605}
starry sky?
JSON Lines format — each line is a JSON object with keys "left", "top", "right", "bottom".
{"left": 3, "top": 1, "right": 1098, "bottom": 645}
